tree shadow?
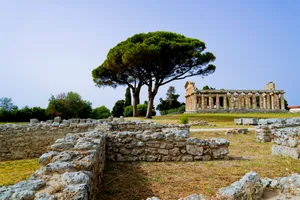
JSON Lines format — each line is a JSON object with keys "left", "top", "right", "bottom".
{"left": 98, "top": 161, "right": 156, "bottom": 200}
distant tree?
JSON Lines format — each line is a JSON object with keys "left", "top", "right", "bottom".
{"left": 0, "top": 97, "right": 17, "bottom": 111}
{"left": 92, "top": 106, "right": 110, "bottom": 119}
{"left": 156, "top": 86, "right": 185, "bottom": 114}
{"left": 46, "top": 92, "right": 92, "bottom": 119}
{"left": 284, "top": 99, "right": 289, "bottom": 110}
{"left": 202, "top": 85, "right": 215, "bottom": 90}
{"left": 112, "top": 100, "right": 125, "bottom": 117}
{"left": 125, "top": 87, "right": 132, "bottom": 107}
{"left": 93, "top": 31, "right": 216, "bottom": 118}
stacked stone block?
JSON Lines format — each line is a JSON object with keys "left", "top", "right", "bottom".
{"left": 0, "top": 120, "right": 101, "bottom": 161}
{"left": 255, "top": 117, "right": 300, "bottom": 159}
{"left": 0, "top": 130, "right": 106, "bottom": 200}
{"left": 106, "top": 121, "right": 229, "bottom": 162}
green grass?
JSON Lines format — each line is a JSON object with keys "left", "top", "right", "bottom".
{"left": 0, "top": 158, "right": 40, "bottom": 186}
{"left": 126, "top": 112, "right": 300, "bottom": 128}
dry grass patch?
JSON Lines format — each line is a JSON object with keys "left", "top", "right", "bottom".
{"left": 0, "top": 158, "right": 40, "bottom": 186}
{"left": 99, "top": 131, "right": 300, "bottom": 200}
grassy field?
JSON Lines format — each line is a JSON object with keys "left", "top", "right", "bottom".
{"left": 0, "top": 158, "right": 40, "bottom": 186}
{"left": 126, "top": 112, "right": 300, "bottom": 128}
{"left": 99, "top": 131, "right": 300, "bottom": 200}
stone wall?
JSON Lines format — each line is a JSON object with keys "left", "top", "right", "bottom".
{"left": 0, "top": 129, "right": 106, "bottom": 200}
{"left": 106, "top": 121, "right": 230, "bottom": 162}
{"left": 0, "top": 120, "right": 100, "bottom": 161}
{"left": 255, "top": 117, "right": 300, "bottom": 159}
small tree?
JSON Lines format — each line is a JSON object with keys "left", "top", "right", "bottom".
{"left": 0, "top": 97, "right": 17, "bottom": 111}
{"left": 112, "top": 100, "right": 125, "bottom": 117}
{"left": 125, "top": 87, "right": 132, "bottom": 107}
{"left": 92, "top": 106, "right": 110, "bottom": 119}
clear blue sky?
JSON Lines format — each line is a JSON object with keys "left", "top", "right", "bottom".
{"left": 1, "top": 0, "right": 299, "bottom": 111}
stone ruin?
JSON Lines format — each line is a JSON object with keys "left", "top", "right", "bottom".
{"left": 0, "top": 120, "right": 230, "bottom": 199}
{"left": 256, "top": 117, "right": 300, "bottom": 159}
{"left": 1, "top": 117, "right": 300, "bottom": 199}
{"left": 185, "top": 81, "right": 286, "bottom": 113}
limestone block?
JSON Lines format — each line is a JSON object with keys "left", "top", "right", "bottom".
{"left": 272, "top": 145, "right": 300, "bottom": 159}
{"left": 30, "top": 118, "right": 39, "bottom": 124}
{"left": 186, "top": 145, "right": 203, "bottom": 156}
{"left": 216, "top": 172, "right": 264, "bottom": 200}
{"left": 234, "top": 118, "right": 243, "bottom": 125}
{"left": 54, "top": 116, "right": 62, "bottom": 123}
{"left": 181, "top": 155, "right": 193, "bottom": 162}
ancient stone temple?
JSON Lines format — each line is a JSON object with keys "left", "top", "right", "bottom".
{"left": 185, "top": 81, "right": 286, "bottom": 113}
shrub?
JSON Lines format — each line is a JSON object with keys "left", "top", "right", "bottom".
{"left": 92, "top": 106, "right": 110, "bottom": 119}
{"left": 123, "top": 106, "right": 133, "bottom": 117}
{"left": 179, "top": 114, "right": 189, "bottom": 124}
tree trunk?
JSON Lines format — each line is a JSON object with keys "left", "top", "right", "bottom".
{"left": 146, "top": 85, "right": 159, "bottom": 119}
{"left": 131, "top": 85, "right": 142, "bottom": 117}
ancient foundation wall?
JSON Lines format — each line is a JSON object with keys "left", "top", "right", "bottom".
{"left": 0, "top": 130, "right": 106, "bottom": 200}
{"left": 0, "top": 121, "right": 99, "bottom": 161}
{"left": 106, "top": 121, "right": 230, "bottom": 162}
{"left": 255, "top": 117, "right": 300, "bottom": 159}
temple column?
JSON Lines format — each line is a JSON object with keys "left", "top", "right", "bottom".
{"left": 276, "top": 94, "right": 280, "bottom": 109}
{"left": 230, "top": 93, "right": 235, "bottom": 109}
{"left": 216, "top": 94, "right": 220, "bottom": 109}
{"left": 259, "top": 93, "right": 263, "bottom": 109}
{"left": 201, "top": 93, "right": 205, "bottom": 110}
{"left": 280, "top": 93, "right": 285, "bottom": 110}
{"left": 193, "top": 93, "right": 197, "bottom": 111}
{"left": 263, "top": 93, "right": 267, "bottom": 109}
{"left": 266, "top": 93, "right": 271, "bottom": 109}
{"left": 208, "top": 94, "right": 212, "bottom": 109}
{"left": 252, "top": 93, "right": 257, "bottom": 109}
{"left": 271, "top": 94, "right": 274, "bottom": 110}
{"left": 245, "top": 93, "right": 249, "bottom": 109}
{"left": 241, "top": 94, "right": 245, "bottom": 109}
{"left": 237, "top": 93, "right": 242, "bottom": 109}
{"left": 223, "top": 93, "right": 227, "bottom": 109}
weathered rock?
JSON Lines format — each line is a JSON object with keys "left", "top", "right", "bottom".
{"left": 54, "top": 116, "right": 62, "bottom": 123}
{"left": 216, "top": 172, "right": 264, "bottom": 200}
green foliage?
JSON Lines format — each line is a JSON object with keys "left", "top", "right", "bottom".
{"left": 112, "top": 100, "right": 125, "bottom": 117}
{"left": 46, "top": 92, "right": 92, "bottom": 119}
{"left": 92, "top": 31, "right": 216, "bottom": 118}
{"left": 179, "top": 114, "right": 189, "bottom": 124}
{"left": 123, "top": 105, "right": 133, "bottom": 117}
{"left": 0, "top": 105, "right": 48, "bottom": 122}
{"left": 202, "top": 85, "right": 215, "bottom": 90}
{"left": 123, "top": 104, "right": 156, "bottom": 117}
{"left": 284, "top": 99, "right": 289, "bottom": 110}
{"left": 92, "top": 106, "right": 110, "bottom": 119}
{"left": 125, "top": 87, "right": 132, "bottom": 107}
{"left": 160, "top": 105, "right": 186, "bottom": 115}
{"left": 156, "top": 86, "right": 185, "bottom": 114}
{"left": 0, "top": 97, "right": 17, "bottom": 111}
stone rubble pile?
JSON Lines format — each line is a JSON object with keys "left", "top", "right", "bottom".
{"left": 188, "top": 120, "right": 216, "bottom": 127}
{"left": 106, "top": 121, "right": 230, "bottom": 162}
{"left": 147, "top": 172, "right": 300, "bottom": 200}
{"left": 0, "top": 130, "right": 106, "bottom": 200}
{"left": 234, "top": 118, "right": 259, "bottom": 125}
{"left": 225, "top": 128, "right": 248, "bottom": 135}
{"left": 255, "top": 117, "right": 300, "bottom": 159}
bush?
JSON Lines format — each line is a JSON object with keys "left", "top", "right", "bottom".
{"left": 123, "top": 106, "right": 133, "bottom": 117}
{"left": 179, "top": 114, "right": 189, "bottom": 124}
{"left": 160, "top": 105, "right": 185, "bottom": 116}
{"left": 92, "top": 106, "right": 110, "bottom": 119}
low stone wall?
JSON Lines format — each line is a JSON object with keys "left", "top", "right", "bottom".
{"left": 147, "top": 172, "right": 300, "bottom": 199}
{"left": 0, "top": 130, "right": 106, "bottom": 200}
{"left": 255, "top": 118, "right": 300, "bottom": 159}
{"left": 0, "top": 121, "right": 99, "bottom": 161}
{"left": 106, "top": 121, "right": 230, "bottom": 162}
{"left": 234, "top": 118, "right": 258, "bottom": 125}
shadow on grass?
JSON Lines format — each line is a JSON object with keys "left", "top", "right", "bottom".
{"left": 98, "top": 161, "right": 156, "bottom": 200}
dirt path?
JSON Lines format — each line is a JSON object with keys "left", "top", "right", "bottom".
{"left": 190, "top": 127, "right": 256, "bottom": 132}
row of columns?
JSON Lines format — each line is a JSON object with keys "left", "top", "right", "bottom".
{"left": 190, "top": 92, "right": 285, "bottom": 111}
